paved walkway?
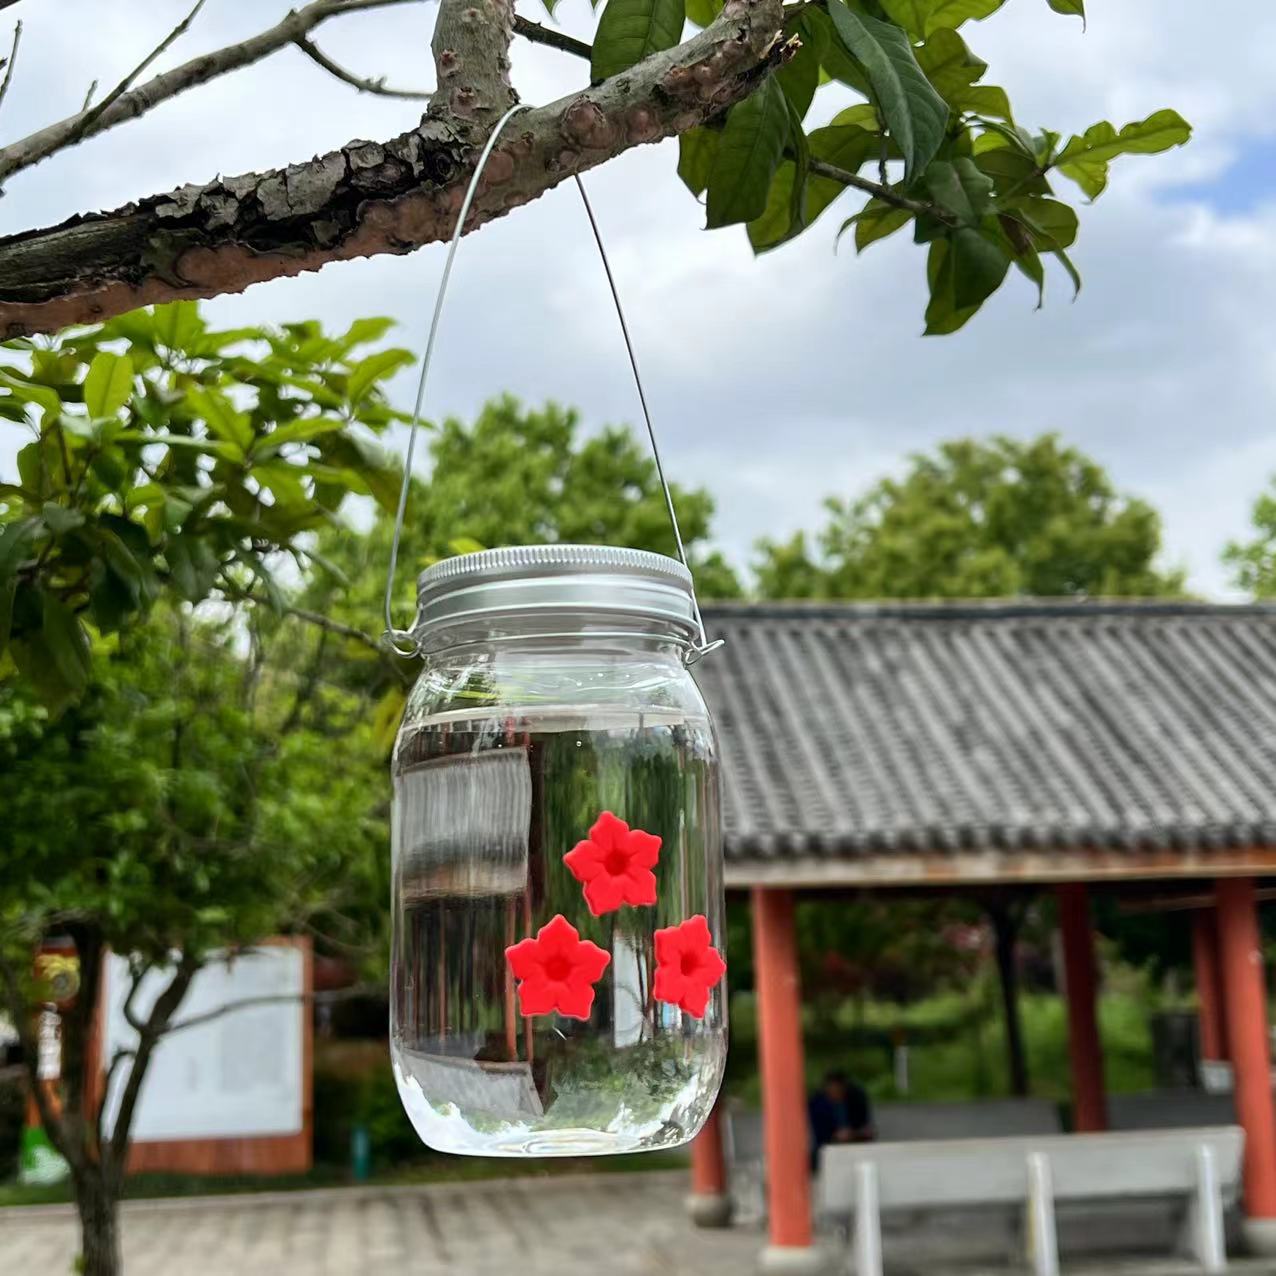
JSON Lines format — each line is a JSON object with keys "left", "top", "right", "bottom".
{"left": 6, "top": 1171, "right": 1276, "bottom": 1274}
{"left": 0, "top": 1171, "right": 760, "bottom": 1276}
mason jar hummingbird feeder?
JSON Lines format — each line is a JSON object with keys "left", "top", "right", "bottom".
{"left": 381, "top": 109, "right": 727, "bottom": 1156}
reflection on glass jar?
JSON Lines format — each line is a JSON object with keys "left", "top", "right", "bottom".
{"left": 390, "top": 546, "right": 726, "bottom": 1157}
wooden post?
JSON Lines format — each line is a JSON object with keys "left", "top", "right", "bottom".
{"left": 753, "top": 887, "right": 823, "bottom": 1272}
{"left": 1056, "top": 883, "right": 1107, "bottom": 1133}
{"left": 1191, "top": 907, "right": 1227, "bottom": 1063}
{"left": 687, "top": 1098, "right": 732, "bottom": 1227}
{"left": 1216, "top": 877, "right": 1276, "bottom": 1252}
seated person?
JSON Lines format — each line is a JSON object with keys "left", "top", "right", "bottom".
{"left": 808, "top": 1068, "right": 874, "bottom": 1169}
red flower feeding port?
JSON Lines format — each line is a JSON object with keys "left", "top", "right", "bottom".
{"left": 505, "top": 913, "right": 612, "bottom": 1020}
{"left": 562, "top": 811, "right": 662, "bottom": 917}
{"left": 654, "top": 915, "right": 727, "bottom": 1019}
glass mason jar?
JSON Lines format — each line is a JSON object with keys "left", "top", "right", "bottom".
{"left": 390, "top": 545, "right": 727, "bottom": 1156}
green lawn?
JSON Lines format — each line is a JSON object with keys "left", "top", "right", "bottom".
{"left": 725, "top": 978, "right": 1161, "bottom": 1108}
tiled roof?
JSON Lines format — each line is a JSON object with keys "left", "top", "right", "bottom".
{"left": 694, "top": 601, "right": 1276, "bottom": 863}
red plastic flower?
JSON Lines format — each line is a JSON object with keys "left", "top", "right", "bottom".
{"left": 562, "top": 811, "right": 662, "bottom": 917}
{"left": 505, "top": 914, "right": 611, "bottom": 1020}
{"left": 654, "top": 914, "right": 726, "bottom": 1019}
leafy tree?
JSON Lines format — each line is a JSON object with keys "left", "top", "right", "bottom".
{"left": 0, "top": 1, "right": 1188, "bottom": 337}
{"left": 0, "top": 610, "right": 385, "bottom": 1276}
{"left": 0, "top": 308, "right": 406, "bottom": 1276}
{"left": 755, "top": 432, "right": 1184, "bottom": 599}
{"left": 1223, "top": 479, "right": 1276, "bottom": 596}
{"left": 294, "top": 394, "right": 742, "bottom": 736}
{"left": 0, "top": 304, "right": 406, "bottom": 711}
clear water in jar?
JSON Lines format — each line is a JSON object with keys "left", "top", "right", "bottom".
{"left": 390, "top": 704, "right": 726, "bottom": 1157}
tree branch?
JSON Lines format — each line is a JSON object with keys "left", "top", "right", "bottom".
{"left": 165, "top": 981, "right": 380, "bottom": 1036}
{"left": 808, "top": 156, "right": 952, "bottom": 221}
{"left": 294, "top": 34, "right": 431, "bottom": 99}
{"left": 0, "top": 0, "right": 422, "bottom": 188}
{"left": 0, "top": 19, "right": 20, "bottom": 117}
{"left": 286, "top": 607, "right": 381, "bottom": 653}
{"left": 430, "top": 0, "right": 516, "bottom": 125}
{"left": 512, "top": 15, "right": 592, "bottom": 61}
{"left": 63, "top": 0, "right": 210, "bottom": 155}
{"left": 109, "top": 954, "right": 197, "bottom": 1163}
{"left": 0, "top": 0, "right": 787, "bottom": 336}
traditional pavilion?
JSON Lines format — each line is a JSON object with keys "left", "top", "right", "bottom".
{"left": 687, "top": 599, "right": 1276, "bottom": 1270}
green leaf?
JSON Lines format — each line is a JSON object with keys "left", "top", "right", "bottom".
{"left": 924, "top": 226, "right": 1010, "bottom": 333}
{"left": 777, "top": 12, "right": 826, "bottom": 119}
{"left": 882, "top": 0, "right": 1007, "bottom": 37}
{"left": 591, "top": 0, "right": 686, "bottom": 80}
{"left": 100, "top": 309, "right": 156, "bottom": 349}
{"left": 0, "top": 516, "right": 39, "bottom": 579}
{"left": 685, "top": 0, "right": 721, "bottom": 24}
{"left": 253, "top": 417, "right": 350, "bottom": 457}
{"left": 825, "top": 2, "right": 949, "bottom": 182}
{"left": 42, "top": 594, "right": 92, "bottom": 701}
{"left": 1045, "top": 0, "right": 1084, "bottom": 21}
{"left": 1055, "top": 109, "right": 1191, "bottom": 199}
{"left": 186, "top": 387, "right": 253, "bottom": 454}
{"left": 83, "top": 352, "right": 134, "bottom": 418}
{"left": 842, "top": 197, "right": 913, "bottom": 251}
{"left": 917, "top": 29, "right": 1011, "bottom": 120}
{"left": 705, "top": 78, "right": 791, "bottom": 229}
{"left": 925, "top": 157, "right": 994, "bottom": 224}
{"left": 1010, "top": 196, "right": 1078, "bottom": 248}
{"left": 41, "top": 502, "right": 86, "bottom": 535}
{"left": 0, "top": 371, "right": 62, "bottom": 418}
{"left": 114, "top": 430, "right": 242, "bottom": 461}
{"left": 346, "top": 349, "right": 415, "bottom": 405}
{"left": 748, "top": 161, "right": 801, "bottom": 252}
{"left": 973, "top": 138, "right": 1050, "bottom": 196}
{"left": 152, "top": 301, "right": 204, "bottom": 351}
{"left": 678, "top": 128, "right": 720, "bottom": 197}
{"left": 167, "top": 534, "right": 222, "bottom": 604}
{"left": 335, "top": 317, "right": 397, "bottom": 353}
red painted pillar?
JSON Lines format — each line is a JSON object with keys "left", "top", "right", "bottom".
{"left": 687, "top": 1099, "right": 732, "bottom": 1227}
{"left": 1217, "top": 877, "right": 1276, "bottom": 1230}
{"left": 1192, "top": 906, "right": 1228, "bottom": 1063}
{"left": 752, "top": 887, "right": 814, "bottom": 1260}
{"left": 1057, "top": 883, "right": 1108, "bottom": 1132}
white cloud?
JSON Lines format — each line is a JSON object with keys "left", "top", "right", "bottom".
{"left": 2, "top": 0, "right": 1275, "bottom": 595}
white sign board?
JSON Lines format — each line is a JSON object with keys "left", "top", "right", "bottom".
{"left": 103, "top": 946, "right": 304, "bottom": 1142}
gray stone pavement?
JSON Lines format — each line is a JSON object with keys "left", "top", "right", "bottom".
{"left": 0, "top": 1171, "right": 761, "bottom": 1276}
{"left": 5, "top": 1171, "right": 1276, "bottom": 1275}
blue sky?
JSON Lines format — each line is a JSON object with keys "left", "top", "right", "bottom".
{"left": 2, "top": 0, "right": 1276, "bottom": 597}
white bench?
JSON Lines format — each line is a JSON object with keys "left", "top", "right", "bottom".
{"left": 820, "top": 1125, "right": 1243, "bottom": 1275}
{"left": 724, "top": 1098, "right": 1062, "bottom": 1226}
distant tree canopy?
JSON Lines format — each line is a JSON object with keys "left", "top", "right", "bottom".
{"left": 755, "top": 433, "right": 1184, "bottom": 600}
{"left": 304, "top": 393, "right": 740, "bottom": 661}
{"left": 1224, "top": 479, "right": 1276, "bottom": 597}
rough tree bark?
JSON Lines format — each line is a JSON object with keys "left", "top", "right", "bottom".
{"left": 0, "top": 0, "right": 787, "bottom": 338}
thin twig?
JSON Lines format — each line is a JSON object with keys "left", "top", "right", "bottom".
{"left": 0, "top": 20, "right": 21, "bottom": 116}
{"left": 66, "top": 0, "right": 210, "bottom": 149}
{"left": 167, "top": 983, "right": 381, "bottom": 1036}
{"left": 287, "top": 606, "right": 382, "bottom": 654}
{"left": 81, "top": 79, "right": 98, "bottom": 112}
{"left": 0, "top": 0, "right": 423, "bottom": 185}
{"left": 294, "top": 34, "right": 430, "bottom": 98}
{"left": 808, "top": 156, "right": 951, "bottom": 221}
{"left": 511, "top": 15, "right": 592, "bottom": 60}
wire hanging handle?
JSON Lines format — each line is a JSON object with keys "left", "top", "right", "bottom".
{"left": 382, "top": 103, "right": 723, "bottom": 665}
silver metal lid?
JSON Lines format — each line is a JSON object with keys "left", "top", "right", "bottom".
{"left": 414, "top": 544, "right": 698, "bottom": 644}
